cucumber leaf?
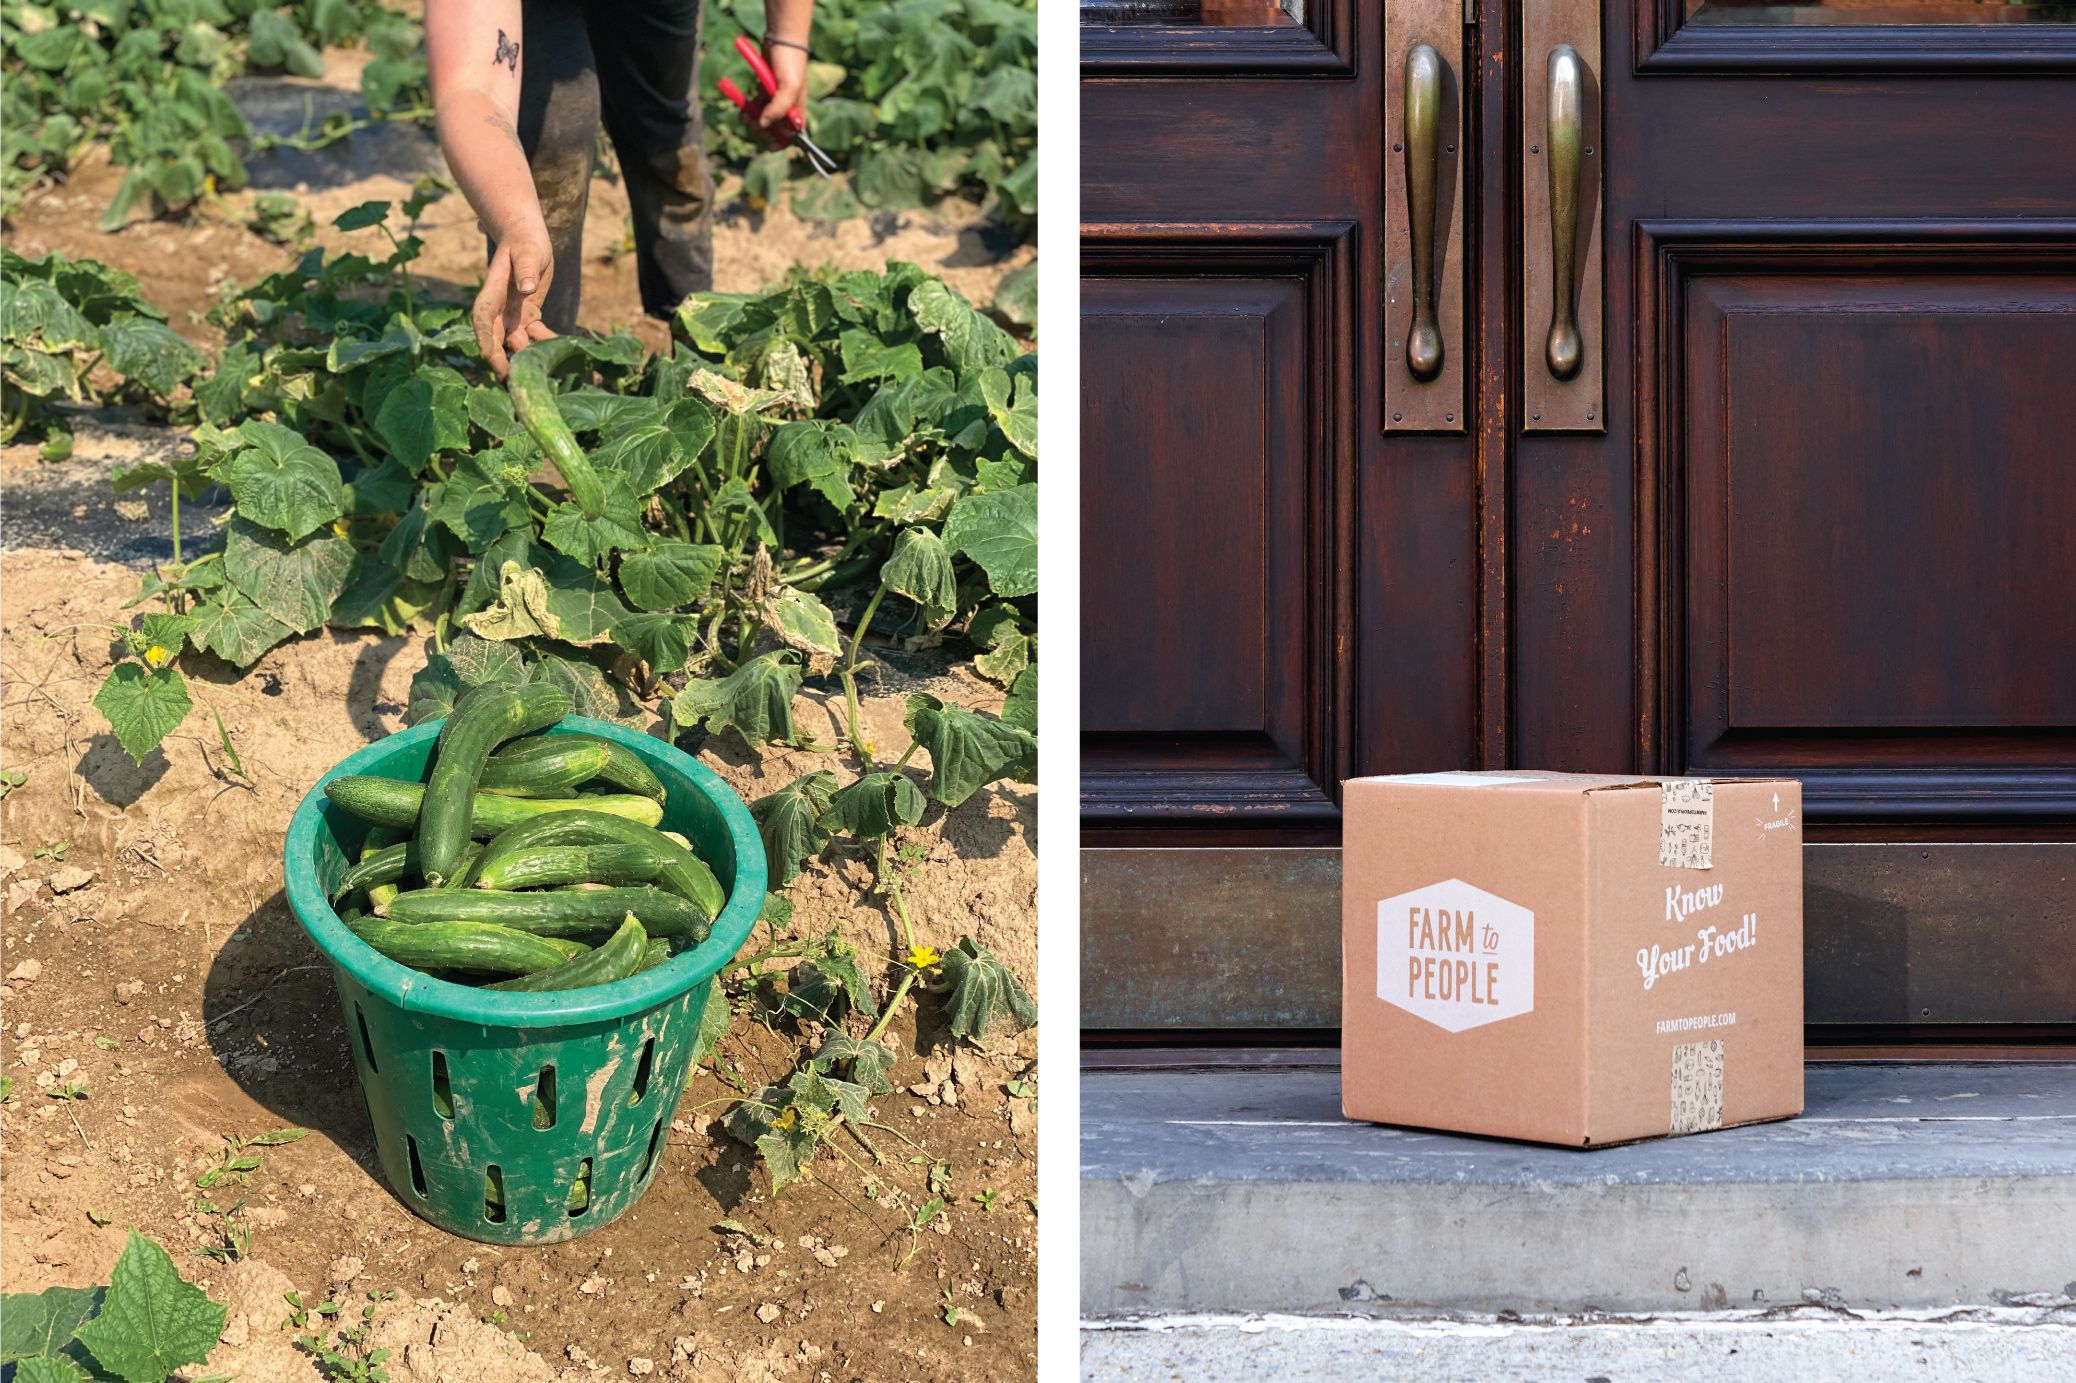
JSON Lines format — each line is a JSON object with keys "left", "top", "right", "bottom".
{"left": 529, "top": 652, "right": 639, "bottom": 724}
{"left": 782, "top": 940, "right": 877, "bottom": 1025}
{"left": 0, "top": 1284, "right": 104, "bottom": 1365}
{"left": 819, "top": 770, "right": 926, "bottom": 842}
{"left": 671, "top": 651, "right": 802, "bottom": 747}
{"left": 98, "top": 316, "right": 206, "bottom": 397}
{"left": 942, "top": 484, "right": 1036, "bottom": 598}
{"left": 910, "top": 279, "right": 1019, "bottom": 377}
{"left": 73, "top": 1231, "right": 226, "bottom": 1383}
{"left": 221, "top": 417, "right": 342, "bottom": 539}
{"left": 969, "top": 605, "right": 1031, "bottom": 686}
{"left": 902, "top": 693, "right": 1035, "bottom": 807}
{"left": 223, "top": 518, "right": 354, "bottom": 634}
{"left": 426, "top": 450, "right": 529, "bottom": 552}
{"left": 768, "top": 587, "right": 841, "bottom": 668}
{"left": 93, "top": 664, "right": 191, "bottom": 765}
{"left": 594, "top": 396, "right": 716, "bottom": 494}
{"left": 880, "top": 525, "right": 957, "bottom": 626}
{"left": 765, "top": 419, "right": 858, "bottom": 510}
{"left": 613, "top": 612, "right": 697, "bottom": 676}
{"left": 750, "top": 770, "right": 839, "bottom": 884}
{"left": 372, "top": 363, "right": 469, "bottom": 472}
{"left": 980, "top": 363, "right": 1036, "bottom": 458}
{"left": 1003, "top": 665, "right": 1036, "bottom": 735}
{"left": 935, "top": 937, "right": 1036, "bottom": 1044}
{"left": 724, "top": 1084, "right": 821, "bottom": 1192}
{"left": 618, "top": 541, "right": 724, "bottom": 612}
{"left": 808, "top": 1034, "right": 896, "bottom": 1095}
{"left": 187, "top": 592, "right": 294, "bottom": 668}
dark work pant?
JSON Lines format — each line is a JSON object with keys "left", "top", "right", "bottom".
{"left": 512, "top": 0, "right": 715, "bottom": 332}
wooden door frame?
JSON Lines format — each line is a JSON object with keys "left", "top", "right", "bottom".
{"left": 1078, "top": 0, "right": 2076, "bottom": 1052}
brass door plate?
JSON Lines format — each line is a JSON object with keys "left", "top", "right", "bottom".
{"left": 1383, "top": 0, "right": 1465, "bottom": 434}
{"left": 1523, "top": 0, "right": 1605, "bottom": 433}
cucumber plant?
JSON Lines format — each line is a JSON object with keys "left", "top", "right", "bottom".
{"left": 81, "top": 193, "right": 1037, "bottom": 1195}
{"left": 0, "top": 1230, "right": 228, "bottom": 1381}
{"left": 701, "top": 0, "right": 1037, "bottom": 239}
{"left": 1, "top": 249, "right": 205, "bottom": 457}
{"left": 0, "top": 0, "right": 431, "bottom": 224}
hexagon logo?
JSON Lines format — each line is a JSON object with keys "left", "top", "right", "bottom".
{"left": 1376, "top": 879, "right": 1534, "bottom": 1033}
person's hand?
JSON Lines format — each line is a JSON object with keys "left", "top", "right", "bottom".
{"left": 759, "top": 41, "right": 810, "bottom": 135}
{"left": 473, "top": 226, "right": 555, "bottom": 378}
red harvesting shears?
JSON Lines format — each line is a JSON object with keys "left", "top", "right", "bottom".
{"left": 716, "top": 33, "right": 837, "bottom": 179}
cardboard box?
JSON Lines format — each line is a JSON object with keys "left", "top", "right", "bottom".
{"left": 1340, "top": 771, "right": 1803, "bottom": 1147}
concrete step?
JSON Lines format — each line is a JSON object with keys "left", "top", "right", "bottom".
{"left": 1082, "top": 1058, "right": 2076, "bottom": 1317}
{"left": 1083, "top": 1309, "right": 2076, "bottom": 1383}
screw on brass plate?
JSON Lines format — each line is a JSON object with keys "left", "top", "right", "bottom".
{"left": 1531, "top": 411, "right": 1542, "bottom": 421}
{"left": 1445, "top": 413, "right": 1455, "bottom": 422}
{"left": 1393, "top": 144, "right": 1402, "bottom": 152}
{"left": 1587, "top": 410, "right": 1597, "bottom": 421}
{"left": 1585, "top": 146, "right": 1594, "bottom": 156}
{"left": 1530, "top": 144, "right": 1540, "bottom": 154}
{"left": 1392, "top": 412, "right": 1403, "bottom": 422}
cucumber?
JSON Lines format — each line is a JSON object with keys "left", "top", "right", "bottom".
{"left": 635, "top": 937, "right": 673, "bottom": 973}
{"left": 508, "top": 337, "right": 606, "bottom": 518}
{"left": 347, "top": 918, "right": 587, "bottom": 975}
{"left": 472, "top": 843, "right": 667, "bottom": 892}
{"left": 491, "top": 732, "right": 666, "bottom": 803}
{"left": 354, "top": 826, "right": 406, "bottom": 912}
{"left": 326, "top": 777, "right": 665, "bottom": 835}
{"left": 333, "top": 838, "right": 484, "bottom": 904}
{"left": 485, "top": 915, "right": 648, "bottom": 991}
{"left": 334, "top": 839, "right": 408, "bottom": 903}
{"left": 433, "top": 680, "right": 572, "bottom": 750}
{"left": 479, "top": 740, "right": 612, "bottom": 797}
{"left": 421, "top": 684, "right": 572, "bottom": 885}
{"left": 384, "top": 885, "right": 709, "bottom": 944}
{"left": 472, "top": 809, "right": 725, "bottom": 919}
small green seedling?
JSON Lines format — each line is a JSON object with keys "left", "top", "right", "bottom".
{"left": 940, "top": 1289, "right": 983, "bottom": 1330}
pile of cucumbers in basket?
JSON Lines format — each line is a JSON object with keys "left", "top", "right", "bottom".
{"left": 324, "top": 684, "right": 724, "bottom": 992}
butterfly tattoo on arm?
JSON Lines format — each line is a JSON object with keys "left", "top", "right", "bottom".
{"left": 494, "top": 29, "right": 520, "bottom": 74}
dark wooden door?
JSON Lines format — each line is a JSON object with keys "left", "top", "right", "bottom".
{"left": 1080, "top": 0, "right": 2076, "bottom": 1047}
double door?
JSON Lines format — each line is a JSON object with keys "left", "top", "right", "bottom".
{"left": 1081, "top": 0, "right": 2076, "bottom": 1046}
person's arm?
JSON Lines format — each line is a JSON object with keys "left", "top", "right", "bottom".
{"left": 426, "top": 0, "right": 553, "bottom": 376}
{"left": 759, "top": 0, "right": 815, "bottom": 131}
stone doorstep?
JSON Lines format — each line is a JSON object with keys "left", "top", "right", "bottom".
{"left": 1082, "top": 1310, "right": 2076, "bottom": 1383}
{"left": 1082, "top": 1059, "right": 2076, "bottom": 1317}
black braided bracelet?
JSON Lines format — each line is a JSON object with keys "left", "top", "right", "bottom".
{"left": 763, "top": 34, "right": 811, "bottom": 55}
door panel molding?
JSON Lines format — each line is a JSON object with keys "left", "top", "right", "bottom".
{"left": 1083, "top": 223, "right": 1358, "bottom": 833}
{"left": 1079, "top": 0, "right": 1355, "bottom": 75}
{"left": 1632, "top": 0, "right": 2076, "bottom": 73}
{"left": 1083, "top": 844, "right": 2076, "bottom": 1030}
{"left": 1633, "top": 220, "right": 2076, "bottom": 824}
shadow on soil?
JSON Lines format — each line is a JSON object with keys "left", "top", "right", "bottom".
{"left": 345, "top": 633, "right": 414, "bottom": 740}
{"left": 77, "top": 732, "right": 171, "bottom": 807}
{"left": 201, "top": 887, "right": 387, "bottom": 1184}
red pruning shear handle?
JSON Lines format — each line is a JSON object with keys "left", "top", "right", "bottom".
{"left": 717, "top": 33, "right": 836, "bottom": 179}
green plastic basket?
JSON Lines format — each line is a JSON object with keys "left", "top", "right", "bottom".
{"left": 283, "top": 716, "right": 765, "bottom": 1245}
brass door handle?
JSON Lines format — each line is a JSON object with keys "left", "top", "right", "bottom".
{"left": 1404, "top": 42, "right": 1444, "bottom": 381}
{"left": 1543, "top": 44, "right": 1584, "bottom": 382}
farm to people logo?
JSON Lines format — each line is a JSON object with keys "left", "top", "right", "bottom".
{"left": 1376, "top": 880, "right": 1534, "bottom": 1032}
